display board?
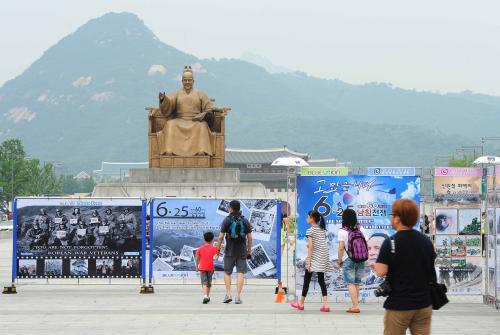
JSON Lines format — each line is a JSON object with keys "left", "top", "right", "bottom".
{"left": 15, "top": 198, "right": 144, "bottom": 278}
{"left": 433, "top": 167, "right": 483, "bottom": 295}
{"left": 496, "top": 166, "right": 500, "bottom": 301}
{"left": 151, "top": 198, "right": 280, "bottom": 279}
{"left": 295, "top": 174, "right": 421, "bottom": 298}
{"left": 434, "top": 208, "right": 482, "bottom": 295}
{"left": 434, "top": 167, "right": 482, "bottom": 205}
{"left": 486, "top": 192, "right": 496, "bottom": 299}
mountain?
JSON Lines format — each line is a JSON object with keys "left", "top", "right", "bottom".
{"left": 240, "top": 51, "right": 293, "bottom": 74}
{"left": 0, "top": 12, "right": 499, "bottom": 173}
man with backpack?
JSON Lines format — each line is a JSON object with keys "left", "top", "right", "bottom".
{"left": 337, "top": 208, "right": 369, "bottom": 313}
{"left": 216, "top": 200, "right": 253, "bottom": 304}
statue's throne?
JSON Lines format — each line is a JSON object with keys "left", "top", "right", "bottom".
{"left": 146, "top": 104, "right": 229, "bottom": 168}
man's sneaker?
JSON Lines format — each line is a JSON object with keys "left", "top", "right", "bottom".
{"left": 203, "top": 297, "right": 210, "bottom": 304}
{"left": 234, "top": 297, "right": 242, "bottom": 304}
{"left": 222, "top": 295, "right": 232, "bottom": 303}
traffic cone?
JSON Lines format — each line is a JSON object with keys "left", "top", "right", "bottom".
{"left": 275, "top": 281, "right": 285, "bottom": 303}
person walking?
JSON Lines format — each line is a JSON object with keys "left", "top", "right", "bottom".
{"left": 291, "top": 210, "right": 332, "bottom": 312}
{"left": 216, "top": 200, "right": 252, "bottom": 304}
{"left": 374, "top": 199, "right": 437, "bottom": 335}
{"left": 196, "top": 231, "right": 219, "bottom": 304}
{"left": 337, "top": 208, "right": 368, "bottom": 313}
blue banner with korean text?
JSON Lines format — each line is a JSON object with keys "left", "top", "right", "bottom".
{"left": 295, "top": 175, "right": 420, "bottom": 298}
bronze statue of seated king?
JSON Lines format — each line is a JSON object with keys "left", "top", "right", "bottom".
{"left": 146, "top": 66, "right": 230, "bottom": 168}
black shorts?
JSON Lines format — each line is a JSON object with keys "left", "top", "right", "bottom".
{"left": 224, "top": 256, "right": 247, "bottom": 274}
{"left": 200, "top": 271, "right": 214, "bottom": 287}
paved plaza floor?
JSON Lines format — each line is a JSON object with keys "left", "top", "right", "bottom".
{"left": 1, "top": 232, "right": 499, "bottom": 335}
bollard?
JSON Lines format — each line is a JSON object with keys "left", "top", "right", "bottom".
{"left": 3, "top": 284, "right": 17, "bottom": 294}
{"left": 140, "top": 285, "right": 155, "bottom": 294}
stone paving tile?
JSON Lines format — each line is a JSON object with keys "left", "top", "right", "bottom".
{"left": 1, "top": 232, "right": 500, "bottom": 334}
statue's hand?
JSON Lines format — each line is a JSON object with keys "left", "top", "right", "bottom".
{"left": 145, "top": 107, "right": 156, "bottom": 117}
{"left": 192, "top": 113, "right": 204, "bottom": 122}
{"left": 203, "top": 111, "right": 215, "bottom": 125}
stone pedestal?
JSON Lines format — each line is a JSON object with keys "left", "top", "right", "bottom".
{"left": 128, "top": 168, "right": 240, "bottom": 183}
{"left": 91, "top": 168, "right": 268, "bottom": 199}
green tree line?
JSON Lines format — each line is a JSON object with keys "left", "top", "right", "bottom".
{"left": 448, "top": 156, "right": 475, "bottom": 167}
{"left": 0, "top": 139, "right": 94, "bottom": 214}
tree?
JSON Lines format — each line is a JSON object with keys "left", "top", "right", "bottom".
{"left": 0, "top": 139, "right": 62, "bottom": 214}
{"left": 448, "top": 155, "right": 474, "bottom": 167}
{"left": 79, "top": 177, "right": 96, "bottom": 193}
{"left": 61, "top": 174, "right": 95, "bottom": 194}
{"left": 61, "top": 175, "right": 79, "bottom": 194}
{"left": 22, "top": 159, "right": 61, "bottom": 196}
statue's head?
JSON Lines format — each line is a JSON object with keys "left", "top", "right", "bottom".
{"left": 182, "top": 66, "right": 194, "bottom": 91}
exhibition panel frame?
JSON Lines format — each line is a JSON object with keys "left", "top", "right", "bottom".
{"left": 294, "top": 169, "right": 421, "bottom": 299}
{"left": 149, "top": 197, "right": 282, "bottom": 285}
{"left": 12, "top": 197, "right": 147, "bottom": 284}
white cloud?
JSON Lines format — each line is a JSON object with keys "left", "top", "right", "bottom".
{"left": 401, "top": 181, "right": 420, "bottom": 200}
{"left": 90, "top": 91, "right": 113, "bottom": 102}
{"left": 72, "top": 76, "right": 92, "bottom": 87}
{"left": 190, "top": 62, "right": 207, "bottom": 73}
{"left": 36, "top": 93, "right": 48, "bottom": 102}
{"left": 147, "top": 64, "right": 166, "bottom": 76}
{"left": 5, "top": 106, "right": 36, "bottom": 123}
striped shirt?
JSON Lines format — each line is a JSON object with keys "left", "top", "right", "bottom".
{"left": 306, "top": 226, "right": 333, "bottom": 273}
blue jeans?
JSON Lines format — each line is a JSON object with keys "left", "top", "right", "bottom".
{"left": 343, "top": 258, "right": 367, "bottom": 285}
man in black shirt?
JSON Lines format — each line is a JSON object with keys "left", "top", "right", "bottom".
{"left": 216, "top": 200, "right": 252, "bottom": 305}
{"left": 375, "top": 199, "right": 436, "bottom": 335}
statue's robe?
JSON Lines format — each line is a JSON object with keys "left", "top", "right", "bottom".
{"left": 157, "top": 89, "right": 215, "bottom": 156}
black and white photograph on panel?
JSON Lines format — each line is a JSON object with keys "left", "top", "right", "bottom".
{"left": 249, "top": 209, "right": 276, "bottom": 241}
{"left": 121, "top": 258, "right": 140, "bottom": 277}
{"left": 44, "top": 259, "right": 63, "bottom": 277}
{"left": 18, "top": 259, "right": 37, "bottom": 278}
{"left": 15, "top": 198, "right": 144, "bottom": 278}
{"left": 96, "top": 259, "right": 115, "bottom": 277}
{"left": 70, "top": 259, "right": 89, "bottom": 277}
{"left": 247, "top": 243, "right": 274, "bottom": 276}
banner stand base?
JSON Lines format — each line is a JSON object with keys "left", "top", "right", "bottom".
{"left": 3, "top": 285, "right": 17, "bottom": 294}
{"left": 140, "top": 285, "right": 155, "bottom": 294}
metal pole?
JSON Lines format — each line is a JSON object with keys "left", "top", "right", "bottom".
{"left": 11, "top": 152, "right": 14, "bottom": 205}
{"left": 11, "top": 199, "right": 17, "bottom": 286}
{"left": 285, "top": 167, "right": 290, "bottom": 290}
{"left": 149, "top": 200, "right": 154, "bottom": 285}
{"left": 141, "top": 200, "right": 147, "bottom": 287}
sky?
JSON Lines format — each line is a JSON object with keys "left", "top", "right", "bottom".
{"left": 1, "top": 0, "right": 499, "bottom": 96}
